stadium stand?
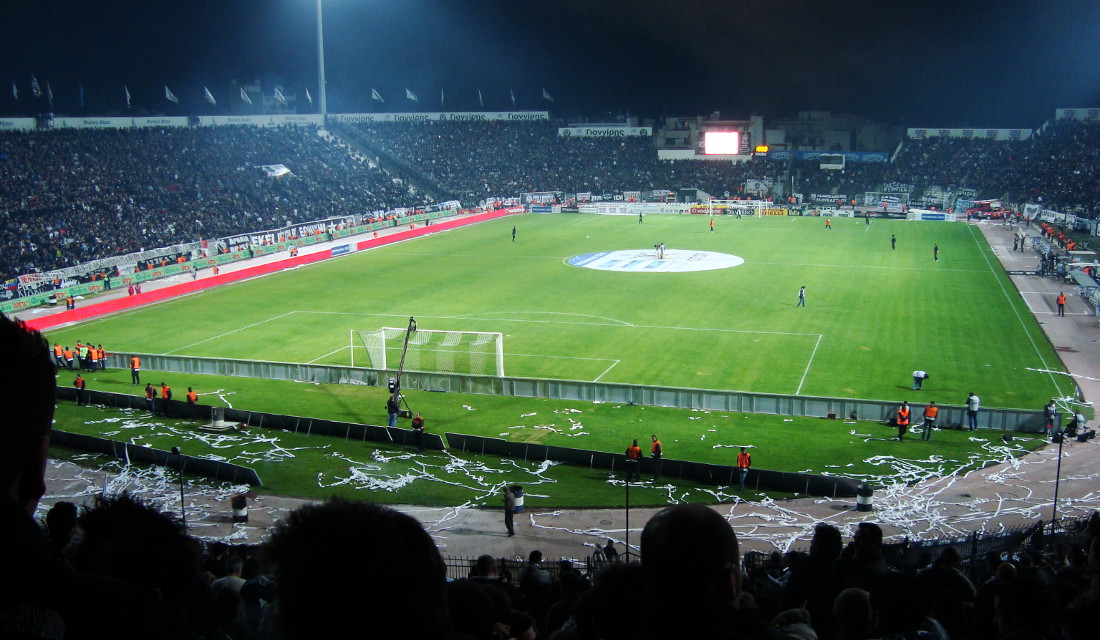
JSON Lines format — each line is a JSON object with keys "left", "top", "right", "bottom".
{"left": 5, "top": 116, "right": 1100, "bottom": 287}
{"left": 0, "top": 125, "right": 424, "bottom": 283}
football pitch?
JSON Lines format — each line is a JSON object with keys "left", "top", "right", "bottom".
{"left": 52, "top": 213, "right": 1069, "bottom": 410}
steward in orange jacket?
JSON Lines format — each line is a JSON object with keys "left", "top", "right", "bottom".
{"left": 896, "top": 402, "right": 911, "bottom": 441}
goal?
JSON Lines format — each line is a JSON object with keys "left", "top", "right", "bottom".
{"left": 353, "top": 328, "right": 505, "bottom": 378}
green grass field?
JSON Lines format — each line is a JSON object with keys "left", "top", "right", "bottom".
{"left": 51, "top": 213, "right": 1069, "bottom": 407}
{"left": 44, "top": 213, "right": 1062, "bottom": 508}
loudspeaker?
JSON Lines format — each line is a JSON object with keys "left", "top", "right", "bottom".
{"left": 387, "top": 379, "right": 397, "bottom": 393}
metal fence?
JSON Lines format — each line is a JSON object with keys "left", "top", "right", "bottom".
{"left": 105, "top": 353, "right": 1048, "bottom": 432}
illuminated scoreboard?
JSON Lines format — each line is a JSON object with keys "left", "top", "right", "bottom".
{"left": 702, "top": 130, "right": 741, "bottom": 155}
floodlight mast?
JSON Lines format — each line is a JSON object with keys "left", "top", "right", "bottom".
{"left": 316, "top": 0, "right": 327, "bottom": 123}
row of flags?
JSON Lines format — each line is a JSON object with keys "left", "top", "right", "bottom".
{"left": 12, "top": 75, "right": 311, "bottom": 108}
{"left": 12, "top": 74, "right": 555, "bottom": 108}
{"left": 382, "top": 87, "right": 554, "bottom": 106}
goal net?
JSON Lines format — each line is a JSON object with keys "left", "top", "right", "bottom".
{"left": 354, "top": 328, "right": 505, "bottom": 378}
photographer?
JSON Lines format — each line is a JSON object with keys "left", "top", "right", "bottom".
{"left": 386, "top": 394, "right": 400, "bottom": 428}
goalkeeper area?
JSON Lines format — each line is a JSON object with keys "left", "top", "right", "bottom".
{"left": 356, "top": 327, "right": 505, "bottom": 377}
{"left": 46, "top": 212, "right": 1070, "bottom": 409}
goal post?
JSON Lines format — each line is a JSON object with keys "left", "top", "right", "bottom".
{"left": 355, "top": 327, "right": 505, "bottom": 378}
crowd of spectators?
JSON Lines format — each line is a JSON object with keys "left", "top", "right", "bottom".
{"left": 20, "top": 495, "right": 1100, "bottom": 640}
{"left": 354, "top": 120, "right": 778, "bottom": 201}
{"left": 0, "top": 125, "right": 422, "bottom": 282}
{"left": 4, "top": 116, "right": 1100, "bottom": 285}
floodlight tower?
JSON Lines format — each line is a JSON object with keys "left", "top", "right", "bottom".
{"left": 316, "top": 0, "right": 327, "bottom": 123}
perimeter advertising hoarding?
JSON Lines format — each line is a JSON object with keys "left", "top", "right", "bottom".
{"left": 332, "top": 112, "right": 549, "bottom": 124}
{"left": 557, "top": 126, "right": 651, "bottom": 137}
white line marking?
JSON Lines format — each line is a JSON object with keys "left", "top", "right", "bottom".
{"left": 164, "top": 311, "right": 298, "bottom": 354}
{"left": 968, "top": 225, "right": 1066, "bottom": 395}
{"left": 593, "top": 360, "right": 621, "bottom": 382}
{"left": 307, "top": 345, "right": 348, "bottom": 364}
{"left": 461, "top": 311, "right": 635, "bottom": 326}
{"left": 303, "top": 310, "right": 821, "bottom": 337}
{"left": 795, "top": 334, "right": 823, "bottom": 395}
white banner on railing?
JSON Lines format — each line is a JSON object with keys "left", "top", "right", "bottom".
{"left": 907, "top": 127, "right": 1033, "bottom": 140}
{"left": 0, "top": 118, "right": 35, "bottom": 131}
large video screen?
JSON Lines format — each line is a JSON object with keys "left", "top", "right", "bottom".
{"left": 703, "top": 131, "right": 741, "bottom": 155}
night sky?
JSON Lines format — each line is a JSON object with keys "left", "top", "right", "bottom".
{"left": 2, "top": 0, "right": 1099, "bottom": 128}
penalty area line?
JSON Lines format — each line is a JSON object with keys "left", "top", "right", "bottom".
{"left": 795, "top": 334, "right": 823, "bottom": 395}
{"left": 593, "top": 360, "right": 621, "bottom": 382}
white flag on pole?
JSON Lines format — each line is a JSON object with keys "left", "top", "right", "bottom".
{"left": 440, "top": 87, "right": 444, "bottom": 106}
{"left": 125, "top": 85, "right": 131, "bottom": 108}
{"left": 510, "top": 89, "right": 516, "bottom": 107}
{"left": 305, "top": 87, "right": 312, "bottom": 104}
{"left": 240, "top": 87, "right": 252, "bottom": 104}
{"left": 405, "top": 88, "right": 418, "bottom": 102}
{"left": 165, "top": 85, "right": 179, "bottom": 103}
{"left": 11, "top": 80, "right": 16, "bottom": 100}
{"left": 542, "top": 88, "right": 554, "bottom": 102}
{"left": 31, "top": 74, "right": 42, "bottom": 98}
{"left": 478, "top": 89, "right": 483, "bottom": 107}
{"left": 274, "top": 87, "right": 287, "bottom": 105}
{"left": 47, "top": 82, "right": 53, "bottom": 108}
{"left": 204, "top": 86, "right": 217, "bottom": 105}
{"left": 371, "top": 88, "right": 384, "bottom": 102}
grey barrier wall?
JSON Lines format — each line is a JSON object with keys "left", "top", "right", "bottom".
{"left": 107, "top": 353, "right": 1047, "bottom": 432}
{"left": 445, "top": 433, "right": 862, "bottom": 498}
{"left": 49, "top": 429, "right": 262, "bottom": 486}
{"left": 56, "top": 386, "right": 447, "bottom": 452}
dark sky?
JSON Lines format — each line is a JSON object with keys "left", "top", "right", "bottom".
{"left": 2, "top": 0, "right": 1099, "bottom": 127}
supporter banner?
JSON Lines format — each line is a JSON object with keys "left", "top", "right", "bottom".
{"left": 760, "top": 208, "right": 788, "bottom": 216}
{"left": 530, "top": 205, "right": 562, "bottom": 213}
{"left": 331, "top": 111, "right": 548, "bottom": 124}
{"left": 1023, "top": 203, "right": 1042, "bottom": 218}
{"left": 51, "top": 116, "right": 188, "bottom": 129}
{"left": 197, "top": 114, "right": 323, "bottom": 127}
{"left": 0, "top": 118, "right": 35, "bottom": 130}
{"left": 809, "top": 193, "right": 848, "bottom": 204}
{"left": 882, "top": 182, "right": 915, "bottom": 193}
{"left": 558, "top": 126, "right": 651, "bottom": 137}
{"left": 331, "top": 244, "right": 353, "bottom": 256}
{"left": 765, "top": 150, "right": 889, "bottom": 162}
{"left": 907, "top": 127, "right": 1033, "bottom": 140}
{"left": 1054, "top": 108, "right": 1100, "bottom": 121}
{"left": 220, "top": 216, "right": 357, "bottom": 252}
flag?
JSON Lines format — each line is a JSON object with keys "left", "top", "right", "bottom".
{"left": 510, "top": 89, "right": 515, "bottom": 107}
{"left": 542, "top": 88, "right": 554, "bottom": 102}
{"left": 204, "top": 86, "right": 216, "bottom": 105}
{"left": 371, "top": 88, "right": 384, "bottom": 102}
{"left": 305, "top": 87, "right": 312, "bottom": 104}
{"left": 47, "top": 82, "right": 54, "bottom": 108}
{"left": 440, "top": 87, "right": 444, "bottom": 106}
{"left": 31, "top": 74, "right": 42, "bottom": 98}
{"left": 240, "top": 87, "right": 252, "bottom": 105}
{"left": 78, "top": 83, "right": 84, "bottom": 109}
{"left": 405, "top": 88, "right": 418, "bottom": 102}
{"left": 478, "top": 89, "right": 483, "bottom": 107}
{"left": 274, "top": 87, "right": 287, "bottom": 105}
{"left": 11, "top": 80, "right": 17, "bottom": 101}
{"left": 165, "top": 85, "right": 179, "bottom": 103}
{"left": 125, "top": 85, "right": 131, "bottom": 108}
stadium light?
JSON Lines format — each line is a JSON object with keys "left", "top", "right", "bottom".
{"left": 316, "top": 0, "right": 327, "bottom": 122}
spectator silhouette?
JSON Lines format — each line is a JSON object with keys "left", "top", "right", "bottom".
{"left": 265, "top": 498, "right": 450, "bottom": 639}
